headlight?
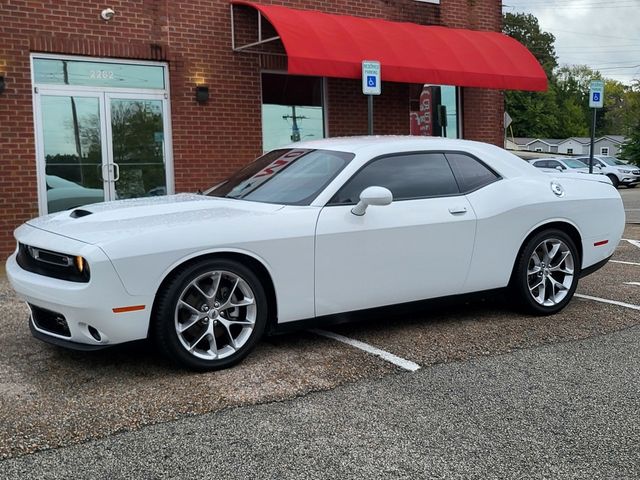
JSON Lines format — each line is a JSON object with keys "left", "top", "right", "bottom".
{"left": 18, "top": 244, "right": 90, "bottom": 282}
{"left": 618, "top": 169, "right": 632, "bottom": 174}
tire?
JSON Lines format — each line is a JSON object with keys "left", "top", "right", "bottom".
{"left": 511, "top": 229, "right": 580, "bottom": 315}
{"left": 606, "top": 174, "right": 619, "bottom": 188}
{"left": 153, "top": 258, "right": 268, "bottom": 371}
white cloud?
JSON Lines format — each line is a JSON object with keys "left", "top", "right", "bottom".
{"left": 504, "top": 0, "right": 640, "bottom": 85}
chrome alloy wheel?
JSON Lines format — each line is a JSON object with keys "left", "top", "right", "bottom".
{"left": 174, "top": 270, "right": 256, "bottom": 360}
{"left": 527, "top": 238, "right": 575, "bottom": 306}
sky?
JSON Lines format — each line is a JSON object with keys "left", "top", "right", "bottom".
{"left": 503, "top": 0, "right": 640, "bottom": 85}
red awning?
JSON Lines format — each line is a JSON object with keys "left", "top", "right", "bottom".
{"left": 231, "top": 1, "right": 547, "bottom": 91}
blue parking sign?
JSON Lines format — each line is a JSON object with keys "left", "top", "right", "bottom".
{"left": 592, "top": 92, "right": 600, "bottom": 102}
{"left": 367, "top": 76, "right": 376, "bottom": 87}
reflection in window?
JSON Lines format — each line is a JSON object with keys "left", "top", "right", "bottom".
{"left": 41, "top": 95, "right": 105, "bottom": 213}
{"left": 410, "top": 85, "right": 458, "bottom": 138}
{"left": 33, "top": 58, "right": 165, "bottom": 89}
{"left": 111, "top": 99, "right": 166, "bottom": 199}
{"left": 261, "top": 73, "right": 325, "bottom": 152}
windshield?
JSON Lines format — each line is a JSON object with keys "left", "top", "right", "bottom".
{"left": 208, "top": 149, "right": 354, "bottom": 205}
{"left": 564, "top": 159, "right": 588, "bottom": 168}
{"left": 599, "top": 156, "right": 627, "bottom": 166}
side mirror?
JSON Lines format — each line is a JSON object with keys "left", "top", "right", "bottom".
{"left": 556, "top": 166, "right": 563, "bottom": 172}
{"left": 351, "top": 186, "right": 393, "bottom": 216}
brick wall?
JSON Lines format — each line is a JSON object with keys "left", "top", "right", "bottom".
{"left": 0, "top": 0, "right": 503, "bottom": 258}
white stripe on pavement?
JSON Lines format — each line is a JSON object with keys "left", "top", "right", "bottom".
{"left": 610, "top": 260, "right": 640, "bottom": 266}
{"left": 622, "top": 238, "right": 640, "bottom": 249}
{"left": 311, "top": 329, "right": 421, "bottom": 372}
{"left": 576, "top": 294, "right": 640, "bottom": 311}
{"left": 623, "top": 282, "right": 640, "bottom": 287}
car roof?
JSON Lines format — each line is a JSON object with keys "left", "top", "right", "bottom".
{"left": 283, "top": 136, "right": 535, "bottom": 178}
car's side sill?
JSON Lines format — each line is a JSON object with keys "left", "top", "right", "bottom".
{"left": 580, "top": 255, "right": 612, "bottom": 279}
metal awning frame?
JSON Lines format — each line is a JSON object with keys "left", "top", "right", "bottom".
{"left": 230, "top": 4, "right": 284, "bottom": 55}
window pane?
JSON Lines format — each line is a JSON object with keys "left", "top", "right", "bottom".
{"left": 34, "top": 59, "right": 165, "bottom": 89}
{"left": 332, "top": 153, "right": 459, "bottom": 204}
{"left": 446, "top": 153, "right": 499, "bottom": 193}
{"left": 41, "top": 95, "right": 105, "bottom": 213}
{"left": 261, "top": 73, "right": 324, "bottom": 152}
{"left": 409, "top": 85, "right": 458, "bottom": 138}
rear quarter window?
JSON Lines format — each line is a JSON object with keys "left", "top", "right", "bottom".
{"left": 445, "top": 153, "right": 500, "bottom": 193}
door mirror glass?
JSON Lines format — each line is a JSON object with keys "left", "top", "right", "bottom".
{"left": 556, "top": 166, "right": 563, "bottom": 172}
{"left": 351, "top": 186, "right": 393, "bottom": 216}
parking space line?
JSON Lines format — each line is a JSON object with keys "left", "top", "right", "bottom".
{"left": 622, "top": 239, "right": 640, "bottom": 249}
{"left": 610, "top": 260, "right": 640, "bottom": 266}
{"left": 311, "top": 329, "right": 421, "bottom": 372}
{"left": 624, "top": 282, "right": 640, "bottom": 287}
{"left": 576, "top": 294, "right": 640, "bottom": 311}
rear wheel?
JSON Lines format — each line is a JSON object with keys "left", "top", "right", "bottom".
{"left": 153, "top": 259, "right": 267, "bottom": 370}
{"left": 512, "top": 230, "right": 580, "bottom": 315}
{"left": 606, "top": 174, "right": 619, "bottom": 188}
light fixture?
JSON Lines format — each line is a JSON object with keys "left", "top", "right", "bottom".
{"left": 195, "top": 85, "right": 209, "bottom": 104}
{"left": 0, "top": 76, "right": 5, "bottom": 94}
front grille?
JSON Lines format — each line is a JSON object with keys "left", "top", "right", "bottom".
{"left": 16, "top": 243, "right": 90, "bottom": 283}
{"left": 30, "top": 304, "right": 71, "bottom": 337}
{"left": 632, "top": 170, "right": 640, "bottom": 175}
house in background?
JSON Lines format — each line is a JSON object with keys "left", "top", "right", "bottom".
{"left": 509, "top": 136, "right": 627, "bottom": 156}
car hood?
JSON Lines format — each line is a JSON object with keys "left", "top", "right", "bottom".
{"left": 26, "top": 194, "right": 285, "bottom": 245}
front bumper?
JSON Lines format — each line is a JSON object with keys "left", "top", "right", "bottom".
{"left": 6, "top": 227, "right": 153, "bottom": 348}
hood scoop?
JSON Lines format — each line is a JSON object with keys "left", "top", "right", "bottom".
{"left": 69, "top": 208, "right": 93, "bottom": 218}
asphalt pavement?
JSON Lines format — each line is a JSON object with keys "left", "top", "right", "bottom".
{"left": 2, "top": 322, "right": 639, "bottom": 480}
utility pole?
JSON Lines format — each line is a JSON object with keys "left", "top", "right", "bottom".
{"left": 282, "top": 105, "right": 307, "bottom": 142}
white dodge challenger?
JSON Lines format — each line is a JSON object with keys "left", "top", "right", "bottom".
{"left": 6, "top": 137, "right": 625, "bottom": 370}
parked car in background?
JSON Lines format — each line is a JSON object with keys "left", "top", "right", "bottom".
{"left": 574, "top": 155, "right": 640, "bottom": 188}
{"left": 528, "top": 158, "right": 596, "bottom": 174}
{"left": 46, "top": 175, "right": 104, "bottom": 213}
{"left": 7, "top": 137, "right": 624, "bottom": 371}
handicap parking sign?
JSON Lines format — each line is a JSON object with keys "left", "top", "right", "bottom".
{"left": 362, "top": 60, "right": 381, "bottom": 95}
{"left": 589, "top": 80, "right": 604, "bottom": 108}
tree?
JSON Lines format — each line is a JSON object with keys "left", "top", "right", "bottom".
{"left": 618, "top": 121, "right": 640, "bottom": 166}
{"left": 503, "top": 13, "right": 559, "bottom": 137}
{"left": 503, "top": 12, "right": 557, "bottom": 77}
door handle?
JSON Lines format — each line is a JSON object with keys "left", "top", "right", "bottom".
{"left": 112, "top": 163, "right": 120, "bottom": 182}
{"left": 448, "top": 206, "right": 467, "bottom": 215}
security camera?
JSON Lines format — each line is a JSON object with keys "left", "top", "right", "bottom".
{"left": 100, "top": 8, "right": 115, "bottom": 21}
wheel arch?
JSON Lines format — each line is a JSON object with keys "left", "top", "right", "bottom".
{"left": 148, "top": 250, "right": 278, "bottom": 338}
{"left": 509, "top": 220, "right": 583, "bottom": 285}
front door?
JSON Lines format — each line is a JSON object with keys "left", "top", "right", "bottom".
{"left": 314, "top": 152, "right": 477, "bottom": 317}
{"left": 32, "top": 56, "right": 173, "bottom": 214}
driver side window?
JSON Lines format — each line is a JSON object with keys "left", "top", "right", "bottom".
{"left": 330, "top": 152, "right": 459, "bottom": 205}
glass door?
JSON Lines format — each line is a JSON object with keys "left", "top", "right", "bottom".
{"left": 37, "top": 92, "right": 108, "bottom": 213}
{"left": 32, "top": 56, "right": 173, "bottom": 215}
{"left": 105, "top": 93, "right": 169, "bottom": 199}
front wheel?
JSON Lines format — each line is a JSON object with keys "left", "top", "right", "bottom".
{"left": 606, "top": 174, "right": 620, "bottom": 188}
{"left": 153, "top": 259, "right": 268, "bottom": 371}
{"left": 512, "top": 230, "right": 580, "bottom": 315}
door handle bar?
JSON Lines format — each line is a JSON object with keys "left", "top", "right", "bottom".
{"left": 448, "top": 206, "right": 467, "bottom": 215}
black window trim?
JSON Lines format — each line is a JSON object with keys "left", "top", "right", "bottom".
{"left": 327, "top": 149, "right": 502, "bottom": 206}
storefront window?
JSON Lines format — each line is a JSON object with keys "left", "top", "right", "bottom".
{"left": 261, "top": 73, "right": 325, "bottom": 152}
{"left": 33, "top": 58, "right": 165, "bottom": 89}
{"left": 410, "top": 85, "right": 458, "bottom": 139}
